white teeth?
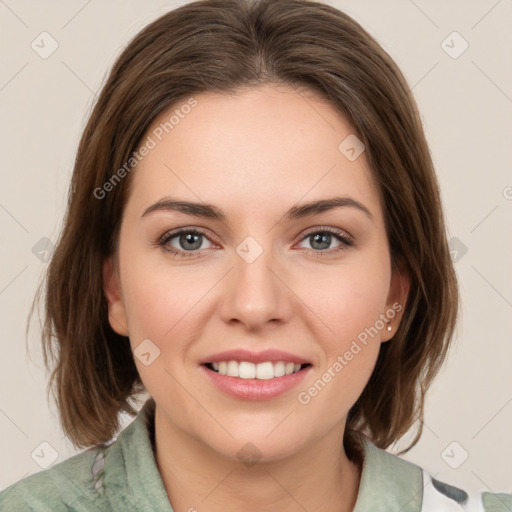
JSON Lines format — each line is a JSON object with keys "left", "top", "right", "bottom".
{"left": 239, "top": 361, "right": 256, "bottom": 379}
{"left": 256, "top": 362, "right": 274, "bottom": 380}
{"left": 285, "top": 362, "right": 295, "bottom": 375}
{"left": 274, "top": 361, "right": 285, "bottom": 377}
{"left": 226, "top": 361, "right": 238, "bottom": 377}
{"left": 212, "top": 360, "right": 304, "bottom": 379}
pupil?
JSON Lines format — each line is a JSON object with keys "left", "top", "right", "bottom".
{"left": 312, "top": 233, "right": 330, "bottom": 250}
{"left": 181, "top": 233, "right": 201, "bottom": 250}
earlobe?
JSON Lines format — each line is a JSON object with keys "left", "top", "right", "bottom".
{"left": 102, "top": 257, "right": 129, "bottom": 337}
{"left": 381, "top": 264, "right": 411, "bottom": 343}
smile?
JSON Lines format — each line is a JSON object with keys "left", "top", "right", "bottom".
{"left": 200, "top": 362, "right": 312, "bottom": 400}
{"left": 205, "top": 360, "right": 310, "bottom": 379}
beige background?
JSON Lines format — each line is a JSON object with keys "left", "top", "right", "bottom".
{"left": 1, "top": 0, "right": 511, "bottom": 496}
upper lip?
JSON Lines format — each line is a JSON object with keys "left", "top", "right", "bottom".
{"left": 199, "top": 349, "right": 311, "bottom": 365}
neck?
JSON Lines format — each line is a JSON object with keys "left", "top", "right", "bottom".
{"left": 153, "top": 406, "right": 362, "bottom": 512}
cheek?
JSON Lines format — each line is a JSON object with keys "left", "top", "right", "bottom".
{"left": 291, "top": 256, "right": 390, "bottom": 409}
{"left": 120, "top": 265, "right": 203, "bottom": 402}
{"left": 119, "top": 252, "right": 217, "bottom": 374}
{"left": 121, "top": 239, "right": 391, "bottom": 348}
{"left": 294, "top": 271, "right": 388, "bottom": 424}
{"left": 297, "top": 260, "right": 390, "bottom": 343}
{"left": 123, "top": 273, "right": 198, "bottom": 342}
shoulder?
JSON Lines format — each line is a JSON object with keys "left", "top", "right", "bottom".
{"left": 421, "top": 471, "right": 512, "bottom": 512}
{"left": 0, "top": 445, "right": 108, "bottom": 512}
{"left": 0, "top": 399, "right": 163, "bottom": 512}
{"left": 356, "top": 436, "right": 512, "bottom": 512}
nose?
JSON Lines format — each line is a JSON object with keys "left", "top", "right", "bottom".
{"left": 218, "top": 240, "right": 293, "bottom": 332}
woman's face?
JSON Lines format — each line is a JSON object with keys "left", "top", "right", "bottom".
{"left": 104, "top": 84, "right": 408, "bottom": 462}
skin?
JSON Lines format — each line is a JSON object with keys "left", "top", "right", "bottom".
{"left": 103, "top": 84, "right": 410, "bottom": 512}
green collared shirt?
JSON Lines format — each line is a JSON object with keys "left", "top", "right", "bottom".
{"left": 1, "top": 400, "right": 510, "bottom": 511}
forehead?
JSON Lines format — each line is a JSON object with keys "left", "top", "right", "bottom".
{"left": 127, "top": 84, "right": 381, "bottom": 221}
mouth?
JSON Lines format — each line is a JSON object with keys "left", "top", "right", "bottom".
{"left": 200, "top": 360, "right": 313, "bottom": 400}
{"left": 198, "top": 348, "right": 313, "bottom": 400}
{"left": 202, "top": 361, "right": 313, "bottom": 380}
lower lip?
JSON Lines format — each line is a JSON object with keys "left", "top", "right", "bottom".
{"left": 199, "top": 364, "right": 312, "bottom": 401}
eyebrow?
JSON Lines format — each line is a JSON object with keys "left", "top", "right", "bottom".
{"left": 141, "top": 195, "right": 373, "bottom": 223}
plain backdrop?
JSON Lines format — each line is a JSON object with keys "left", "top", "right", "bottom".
{"left": 0, "top": 0, "right": 511, "bottom": 495}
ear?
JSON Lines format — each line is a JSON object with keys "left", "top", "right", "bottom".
{"left": 380, "top": 262, "right": 410, "bottom": 343}
{"left": 102, "top": 256, "right": 129, "bottom": 337}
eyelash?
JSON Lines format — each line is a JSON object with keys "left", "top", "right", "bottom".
{"left": 156, "top": 226, "right": 353, "bottom": 259}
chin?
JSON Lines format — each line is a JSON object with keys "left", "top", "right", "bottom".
{"left": 201, "top": 425, "right": 309, "bottom": 466}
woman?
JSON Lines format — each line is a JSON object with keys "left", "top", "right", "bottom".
{"left": 1, "top": 0, "right": 509, "bottom": 510}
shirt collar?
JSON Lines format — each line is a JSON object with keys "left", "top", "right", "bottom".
{"left": 102, "top": 398, "right": 173, "bottom": 511}
{"left": 103, "top": 399, "right": 423, "bottom": 511}
{"left": 353, "top": 435, "right": 423, "bottom": 511}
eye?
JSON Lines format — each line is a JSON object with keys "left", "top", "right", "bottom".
{"left": 156, "top": 226, "right": 353, "bottom": 259}
{"left": 157, "top": 228, "right": 215, "bottom": 258}
{"left": 296, "top": 227, "right": 353, "bottom": 256}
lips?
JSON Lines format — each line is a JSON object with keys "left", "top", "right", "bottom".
{"left": 199, "top": 362, "right": 312, "bottom": 400}
{"left": 198, "top": 348, "right": 312, "bottom": 399}
{"left": 198, "top": 348, "right": 311, "bottom": 366}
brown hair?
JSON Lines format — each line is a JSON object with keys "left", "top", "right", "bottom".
{"left": 28, "top": 0, "right": 459, "bottom": 460}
